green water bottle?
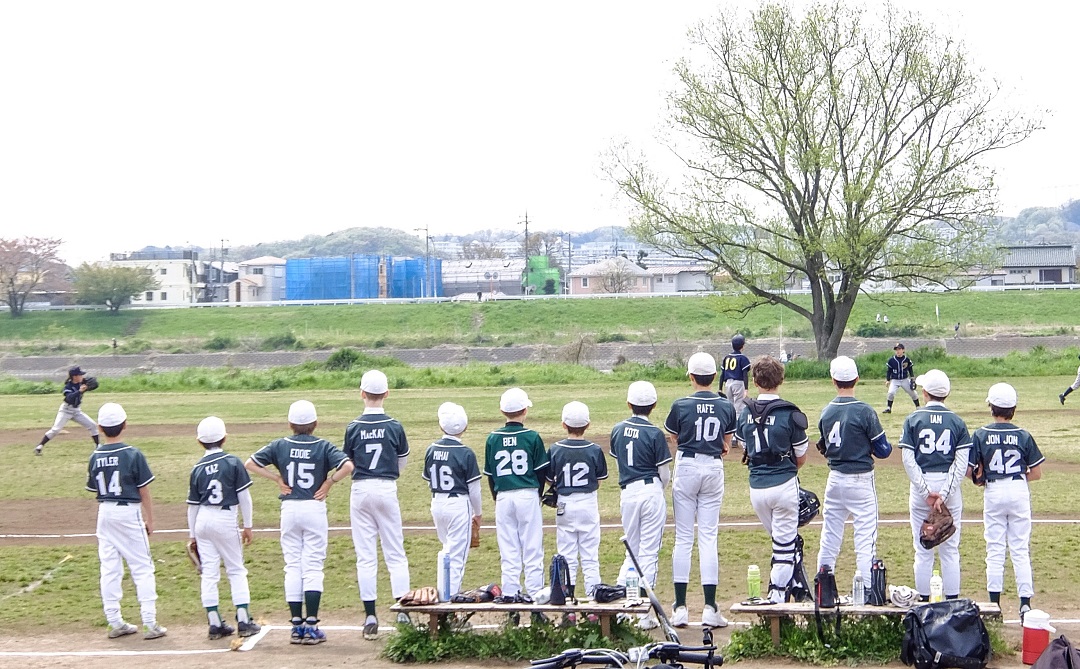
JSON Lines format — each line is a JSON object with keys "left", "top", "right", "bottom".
{"left": 747, "top": 564, "right": 761, "bottom": 599}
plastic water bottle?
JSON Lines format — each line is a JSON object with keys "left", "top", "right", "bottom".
{"left": 747, "top": 565, "right": 761, "bottom": 599}
{"left": 852, "top": 570, "right": 865, "bottom": 605}
{"left": 625, "top": 566, "right": 640, "bottom": 603}
{"left": 437, "top": 550, "right": 451, "bottom": 602}
{"left": 929, "top": 569, "right": 943, "bottom": 603}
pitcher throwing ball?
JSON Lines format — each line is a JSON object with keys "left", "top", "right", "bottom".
{"left": 36, "top": 366, "right": 100, "bottom": 455}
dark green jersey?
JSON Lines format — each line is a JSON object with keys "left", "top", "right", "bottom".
{"left": 85, "top": 443, "right": 154, "bottom": 504}
{"left": 423, "top": 436, "right": 481, "bottom": 495}
{"left": 970, "top": 423, "right": 1045, "bottom": 482}
{"left": 664, "top": 391, "right": 737, "bottom": 458}
{"left": 343, "top": 410, "right": 410, "bottom": 481}
{"left": 250, "top": 434, "right": 348, "bottom": 501}
{"left": 547, "top": 438, "right": 608, "bottom": 495}
{"left": 735, "top": 399, "right": 808, "bottom": 489}
{"left": 187, "top": 451, "right": 252, "bottom": 508}
{"left": 609, "top": 416, "right": 672, "bottom": 487}
{"left": 818, "top": 396, "right": 885, "bottom": 474}
{"left": 483, "top": 423, "right": 548, "bottom": 493}
{"left": 898, "top": 404, "right": 972, "bottom": 473}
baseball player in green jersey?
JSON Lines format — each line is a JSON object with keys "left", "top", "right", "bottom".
{"left": 665, "top": 352, "right": 737, "bottom": 629}
{"left": 343, "top": 370, "right": 411, "bottom": 640}
{"left": 968, "top": 383, "right": 1045, "bottom": 619}
{"left": 484, "top": 387, "right": 549, "bottom": 598}
{"left": 246, "top": 400, "right": 353, "bottom": 645}
{"left": 86, "top": 402, "right": 167, "bottom": 640}
{"left": 735, "top": 355, "right": 809, "bottom": 604}
{"left": 898, "top": 370, "right": 971, "bottom": 601}
{"left": 817, "top": 356, "right": 892, "bottom": 586}
{"left": 547, "top": 401, "right": 608, "bottom": 604}
{"left": 187, "top": 416, "right": 261, "bottom": 639}
{"left": 423, "top": 403, "right": 482, "bottom": 600}
{"left": 610, "top": 381, "right": 672, "bottom": 630}
{"left": 1057, "top": 353, "right": 1080, "bottom": 404}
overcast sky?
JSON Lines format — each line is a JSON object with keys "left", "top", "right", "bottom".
{"left": 2, "top": 1, "right": 1076, "bottom": 265}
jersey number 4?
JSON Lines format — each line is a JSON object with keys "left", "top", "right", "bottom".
{"left": 95, "top": 470, "right": 121, "bottom": 497}
{"left": 988, "top": 449, "right": 1022, "bottom": 475}
{"left": 917, "top": 429, "right": 952, "bottom": 455}
{"left": 495, "top": 449, "right": 529, "bottom": 476}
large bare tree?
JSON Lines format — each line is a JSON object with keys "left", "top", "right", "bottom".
{"left": 0, "top": 237, "right": 63, "bottom": 317}
{"left": 609, "top": 2, "right": 1038, "bottom": 358}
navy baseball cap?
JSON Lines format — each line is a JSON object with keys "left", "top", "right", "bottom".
{"left": 893, "top": 343, "right": 905, "bottom": 350}
{"left": 69, "top": 366, "right": 85, "bottom": 376}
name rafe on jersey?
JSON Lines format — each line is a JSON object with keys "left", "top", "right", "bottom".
{"left": 696, "top": 403, "right": 715, "bottom": 414}
{"left": 984, "top": 433, "right": 1019, "bottom": 446}
{"left": 289, "top": 448, "right": 312, "bottom": 459}
{"left": 95, "top": 456, "right": 119, "bottom": 468}
{"left": 359, "top": 429, "right": 385, "bottom": 440}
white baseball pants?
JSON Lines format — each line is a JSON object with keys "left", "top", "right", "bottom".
{"left": 983, "top": 478, "right": 1034, "bottom": 598}
{"left": 350, "top": 479, "right": 411, "bottom": 601}
{"left": 194, "top": 506, "right": 250, "bottom": 608}
{"left": 908, "top": 472, "right": 963, "bottom": 596}
{"left": 619, "top": 479, "right": 666, "bottom": 589}
{"left": 280, "top": 499, "right": 328, "bottom": 601}
{"left": 96, "top": 502, "right": 158, "bottom": 626}
{"left": 495, "top": 488, "right": 545, "bottom": 596}
{"left": 749, "top": 477, "right": 799, "bottom": 593}
{"left": 888, "top": 380, "right": 919, "bottom": 403}
{"left": 817, "top": 470, "right": 879, "bottom": 581}
{"left": 725, "top": 380, "right": 748, "bottom": 418}
{"left": 672, "top": 453, "right": 724, "bottom": 585}
{"left": 431, "top": 492, "right": 472, "bottom": 596}
{"left": 555, "top": 491, "right": 601, "bottom": 595}
{"left": 46, "top": 403, "right": 99, "bottom": 439}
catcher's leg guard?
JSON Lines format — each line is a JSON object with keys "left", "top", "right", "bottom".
{"left": 770, "top": 536, "right": 797, "bottom": 601}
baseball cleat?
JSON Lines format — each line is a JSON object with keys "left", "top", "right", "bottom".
{"left": 34, "top": 444, "right": 43, "bottom": 456}
{"left": 702, "top": 605, "right": 728, "bottom": 628}
{"left": 1020, "top": 604, "right": 1031, "bottom": 621}
{"left": 671, "top": 605, "right": 689, "bottom": 628}
{"left": 290, "top": 624, "right": 306, "bottom": 644}
{"left": 396, "top": 612, "right": 411, "bottom": 626}
{"left": 1060, "top": 394, "right": 1067, "bottom": 405}
{"left": 143, "top": 623, "right": 168, "bottom": 640}
{"left": 303, "top": 627, "right": 327, "bottom": 645}
{"left": 107, "top": 622, "right": 138, "bottom": 639}
{"left": 882, "top": 408, "right": 892, "bottom": 414}
{"left": 208, "top": 622, "right": 235, "bottom": 640}
{"left": 636, "top": 613, "right": 660, "bottom": 630}
{"left": 237, "top": 620, "right": 261, "bottom": 637}
{"left": 363, "top": 618, "right": 379, "bottom": 640}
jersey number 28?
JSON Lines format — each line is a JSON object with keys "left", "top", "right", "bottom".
{"left": 495, "top": 449, "right": 529, "bottom": 476}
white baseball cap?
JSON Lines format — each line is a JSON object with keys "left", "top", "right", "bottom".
{"left": 98, "top": 402, "right": 127, "bottom": 428}
{"left": 986, "top": 382, "right": 1017, "bottom": 409}
{"left": 500, "top": 387, "right": 533, "bottom": 413}
{"left": 438, "top": 402, "right": 468, "bottom": 435}
{"left": 687, "top": 352, "right": 717, "bottom": 376}
{"left": 915, "top": 369, "right": 951, "bottom": 397}
{"left": 360, "top": 369, "right": 389, "bottom": 394}
{"left": 561, "top": 401, "right": 590, "bottom": 428}
{"left": 627, "top": 380, "right": 658, "bottom": 406}
{"left": 197, "top": 416, "right": 228, "bottom": 443}
{"left": 830, "top": 356, "right": 859, "bottom": 382}
{"left": 288, "top": 399, "right": 318, "bottom": 424}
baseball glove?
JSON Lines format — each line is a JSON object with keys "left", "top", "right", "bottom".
{"left": 451, "top": 583, "right": 502, "bottom": 603}
{"left": 470, "top": 515, "right": 481, "bottom": 548}
{"left": 541, "top": 487, "right": 558, "bottom": 508}
{"left": 815, "top": 436, "right": 827, "bottom": 456}
{"left": 399, "top": 586, "right": 440, "bottom": 606}
{"left": 910, "top": 378, "right": 917, "bottom": 391}
{"left": 920, "top": 505, "right": 956, "bottom": 549}
{"left": 185, "top": 538, "right": 202, "bottom": 574}
{"left": 82, "top": 376, "right": 99, "bottom": 391}
{"left": 591, "top": 583, "right": 626, "bottom": 604}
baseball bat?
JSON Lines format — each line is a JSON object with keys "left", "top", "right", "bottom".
{"left": 620, "top": 535, "right": 680, "bottom": 644}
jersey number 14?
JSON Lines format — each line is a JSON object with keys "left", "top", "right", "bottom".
{"left": 95, "top": 470, "right": 121, "bottom": 496}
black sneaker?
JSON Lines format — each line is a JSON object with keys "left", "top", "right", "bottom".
{"left": 208, "top": 622, "right": 235, "bottom": 640}
{"left": 1060, "top": 394, "right": 1067, "bottom": 405}
{"left": 882, "top": 408, "right": 892, "bottom": 414}
{"left": 363, "top": 619, "right": 379, "bottom": 640}
{"left": 237, "top": 620, "right": 261, "bottom": 637}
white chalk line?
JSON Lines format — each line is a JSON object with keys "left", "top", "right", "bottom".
{"left": 0, "top": 554, "right": 73, "bottom": 600}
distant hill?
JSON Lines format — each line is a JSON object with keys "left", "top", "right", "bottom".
{"left": 230, "top": 227, "right": 427, "bottom": 261}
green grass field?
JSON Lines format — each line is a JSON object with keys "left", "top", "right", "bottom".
{"left": 2, "top": 374, "right": 1077, "bottom": 633}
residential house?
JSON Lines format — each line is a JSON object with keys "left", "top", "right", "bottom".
{"left": 567, "top": 257, "right": 650, "bottom": 295}
{"left": 106, "top": 250, "right": 205, "bottom": 306}
{"left": 998, "top": 244, "right": 1076, "bottom": 285}
{"left": 646, "top": 265, "right": 714, "bottom": 293}
{"left": 234, "top": 256, "right": 287, "bottom": 302}
{"left": 441, "top": 258, "right": 526, "bottom": 298}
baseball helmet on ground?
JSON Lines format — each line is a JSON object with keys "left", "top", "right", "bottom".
{"left": 889, "top": 585, "right": 918, "bottom": 608}
{"left": 798, "top": 487, "right": 820, "bottom": 527}
{"left": 732, "top": 333, "right": 746, "bottom": 349}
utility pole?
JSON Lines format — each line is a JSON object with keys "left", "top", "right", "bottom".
{"left": 565, "top": 232, "right": 572, "bottom": 294}
{"left": 219, "top": 239, "right": 229, "bottom": 302}
{"left": 518, "top": 211, "right": 530, "bottom": 295}
{"left": 415, "top": 224, "right": 431, "bottom": 298}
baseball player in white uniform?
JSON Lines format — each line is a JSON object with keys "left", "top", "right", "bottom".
{"left": 969, "top": 383, "right": 1045, "bottom": 618}
{"left": 85, "top": 402, "right": 167, "bottom": 640}
{"left": 36, "top": 366, "right": 100, "bottom": 455}
{"left": 247, "top": 400, "right": 354, "bottom": 645}
{"left": 343, "top": 370, "right": 411, "bottom": 639}
{"left": 1058, "top": 353, "right": 1080, "bottom": 404}
{"left": 187, "top": 416, "right": 261, "bottom": 639}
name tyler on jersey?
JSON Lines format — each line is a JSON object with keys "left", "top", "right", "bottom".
{"left": 95, "top": 456, "right": 120, "bottom": 468}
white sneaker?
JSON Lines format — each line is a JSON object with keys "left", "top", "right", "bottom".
{"left": 671, "top": 605, "right": 689, "bottom": 628}
{"left": 107, "top": 622, "right": 138, "bottom": 639}
{"left": 637, "top": 613, "right": 660, "bottom": 630}
{"left": 143, "top": 623, "right": 168, "bottom": 640}
{"left": 701, "top": 605, "right": 728, "bottom": 629}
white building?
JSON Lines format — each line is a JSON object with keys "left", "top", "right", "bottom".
{"left": 106, "top": 250, "right": 205, "bottom": 306}
{"left": 234, "top": 256, "right": 287, "bottom": 302}
{"left": 646, "top": 265, "right": 714, "bottom": 293}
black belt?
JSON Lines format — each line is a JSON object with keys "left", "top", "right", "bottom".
{"left": 432, "top": 492, "right": 460, "bottom": 498}
{"left": 990, "top": 475, "right": 1025, "bottom": 482}
{"left": 678, "top": 449, "right": 722, "bottom": 459}
{"left": 100, "top": 501, "right": 129, "bottom": 506}
{"left": 620, "top": 477, "right": 655, "bottom": 490}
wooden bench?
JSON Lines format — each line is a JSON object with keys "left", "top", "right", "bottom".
{"left": 728, "top": 601, "right": 1002, "bottom": 645}
{"left": 390, "top": 600, "right": 652, "bottom": 638}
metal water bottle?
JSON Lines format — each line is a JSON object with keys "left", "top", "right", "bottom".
{"left": 747, "top": 564, "right": 761, "bottom": 599}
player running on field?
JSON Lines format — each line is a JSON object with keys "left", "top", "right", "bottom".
{"left": 246, "top": 400, "right": 353, "bottom": 646}
{"left": 187, "top": 416, "right": 261, "bottom": 640}
{"left": 484, "top": 388, "right": 549, "bottom": 599}
{"left": 36, "top": 365, "right": 100, "bottom": 455}
{"left": 968, "top": 383, "right": 1045, "bottom": 620}
{"left": 898, "top": 370, "right": 971, "bottom": 601}
{"left": 86, "top": 402, "right": 167, "bottom": 640}
{"left": 343, "top": 370, "right": 411, "bottom": 640}
{"left": 610, "top": 381, "right": 672, "bottom": 630}
{"left": 1057, "top": 353, "right": 1080, "bottom": 404}
{"left": 817, "top": 356, "right": 892, "bottom": 588}
{"left": 721, "top": 335, "right": 752, "bottom": 417}
{"left": 884, "top": 343, "right": 920, "bottom": 414}
{"left": 665, "top": 352, "right": 736, "bottom": 629}
{"left": 546, "top": 401, "right": 607, "bottom": 606}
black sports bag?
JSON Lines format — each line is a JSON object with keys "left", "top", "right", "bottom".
{"left": 901, "top": 599, "right": 991, "bottom": 669}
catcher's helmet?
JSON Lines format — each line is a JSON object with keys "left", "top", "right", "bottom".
{"left": 889, "top": 585, "right": 917, "bottom": 608}
{"left": 798, "top": 487, "right": 820, "bottom": 527}
{"left": 732, "top": 333, "right": 746, "bottom": 350}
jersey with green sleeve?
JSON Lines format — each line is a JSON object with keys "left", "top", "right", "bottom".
{"left": 187, "top": 451, "right": 252, "bottom": 508}
{"left": 664, "top": 391, "right": 737, "bottom": 457}
{"left": 735, "top": 400, "right": 808, "bottom": 489}
{"left": 483, "top": 423, "right": 548, "bottom": 493}
{"left": 547, "top": 439, "right": 608, "bottom": 495}
{"left": 423, "top": 436, "right": 481, "bottom": 495}
{"left": 898, "top": 405, "right": 972, "bottom": 473}
{"left": 343, "top": 412, "right": 410, "bottom": 480}
{"left": 818, "top": 397, "right": 885, "bottom": 474}
{"left": 250, "top": 434, "right": 348, "bottom": 501}
{"left": 86, "top": 443, "right": 154, "bottom": 503}
{"left": 970, "top": 423, "right": 1045, "bottom": 482}
{"left": 609, "top": 416, "right": 672, "bottom": 487}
